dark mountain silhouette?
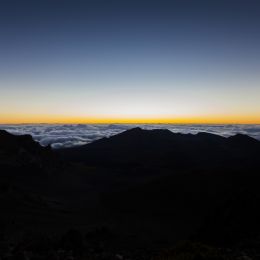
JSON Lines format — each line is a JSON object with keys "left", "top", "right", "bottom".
{"left": 1, "top": 128, "right": 260, "bottom": 258}
{"left": 58, "top": 127, "right": 260, "bottom": 171}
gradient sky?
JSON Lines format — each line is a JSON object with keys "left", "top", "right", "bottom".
{"left": 1, "top": 0, "right": 260, "bottom": 123}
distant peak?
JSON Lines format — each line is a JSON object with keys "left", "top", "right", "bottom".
{"left": 231, "top": 133, "right": 250, "bottom": 138}
{"left": 196, "top": 132, "right": 225, "bottom": 139}
{"left": 229, "top": 133, "right": 249, "bottom": 139}
{"left": 117, "top": 127, "right": 141, "bottom": 135}
{"left": 229, "top": 133, "right": 257, "bottom": 142}
{"left": 128, "top": 127, "right": 143, "bottom": 132}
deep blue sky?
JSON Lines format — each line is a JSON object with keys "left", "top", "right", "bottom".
{"left": 1, "top": 0, "right": 260, "bottom": 123}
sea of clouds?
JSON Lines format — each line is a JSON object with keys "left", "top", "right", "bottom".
{"left": 0, "top": 124, "right": 260, "bottom": 149}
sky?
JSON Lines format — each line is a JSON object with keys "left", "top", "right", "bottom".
{"left": 0, "top": 0, "right": 260, "bottom": 124}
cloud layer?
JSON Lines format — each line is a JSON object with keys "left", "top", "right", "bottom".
{"left": 1, "top": 124, "right": 260, "bottom": 149}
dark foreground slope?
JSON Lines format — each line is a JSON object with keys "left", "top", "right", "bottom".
{"left": 0, "top": 130, "right": 71, "bottom": 239}
{"left": 1, "top": 128, "right": 260, "bottom": 259}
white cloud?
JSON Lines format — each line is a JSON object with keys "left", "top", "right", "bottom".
{"left": 0, "top": 124, "right": 259, "bottom": 149}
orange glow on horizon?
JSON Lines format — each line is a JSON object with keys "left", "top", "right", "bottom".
{"left": 1, "top": 113, "right": 260, "bottom": 124}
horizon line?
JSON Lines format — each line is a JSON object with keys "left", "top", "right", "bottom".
{"left": 1, "top": 122, "right": 260, "bottom": 125}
